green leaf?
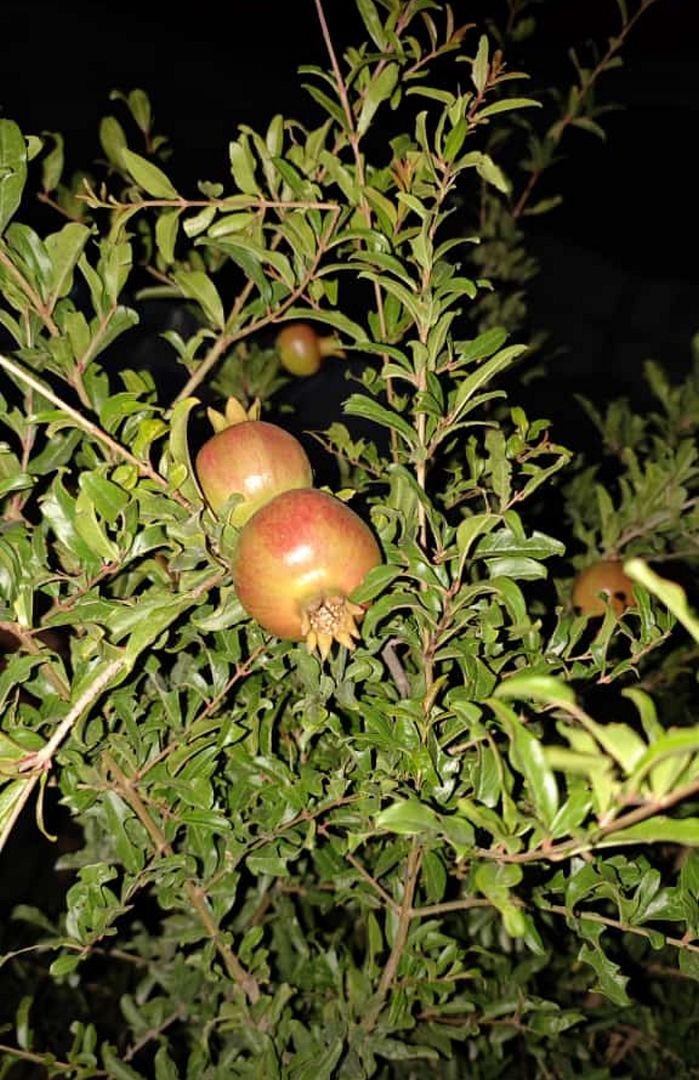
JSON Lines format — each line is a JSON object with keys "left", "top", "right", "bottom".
{"left": 45, "top": 222, "right": 90, "bottom": 305}
{"left": 601, "top": 817, "right": 699, "bottom": 848}
{"left": 473, "top": 152, "right": 510, "bottom": 194}
{"left": 302, "top": 82, "right": 347, "bottom": 130}
{"left": 41, "top": 131, "right": 64, "bottom": 193}
{"left": 376, "top": 798, "right": 441, "bottom": 835}
{"left": 50, "top": 953, "right": 82, "bottom": 977}
{"left": 476, "top": 97, "right": 541, "bottom": 120}
{"left": 358, "top": 64, "right": 400, "bottom": 136}
{"left": 126, "top": 88, "right": 152, "bottom": 134}
{"left": 155, "top": 208, "right": 181, "bottom": 265}
{"left": 99, "top": 115, "right": 128, "bottom": 168}
{"left": 626, "top": 558, "right": 699, "bottom": 643}
{"left": 349, "top": 563, "right": 400, "bottom": 604}
{"left": 0, "top": 119, "right": 27, "bottom": 234}
{"left": 75, "top": 489, "right": 120, "bottom": 561}
{"left": 474, "top": 862, "right": 526, "bottom": 937}
{"left": 453, "top": 345, "right": 527, "bottom": 416}
{"left": 122, "top": 594, "right": 197, "bottom": 667}
{"left": 356, "top": 0, "right": 388, "bottom": 50}
{"left": 344, "top": 394, "right": 417, "bottom": 447}
{"left": 229, "top": 134, "right": 259, "bottom": 195}
{"left": 78, "top": 473, "right": 129, "bottom": 524}
{"left": 121, "top": 148, "right": 179, "bottom": 199}
{"left": 488, "top": 699, "right": 559, "bottom": 827}
{"left": 101, "top": 1045, "right": 145, "bottom": 1080}
{"left": 456, "top": 513, "right": 500, "bottom": 559}
{"left": 174, "top": 269, "right": 225, "bottom": 330}
{"left": 578, "top": 936, "right": 630, "bottom": 1006}
{"left": 472, "top": 35, "right": 489, "bottom": 95}
{"left": 494, "top": 673, "right": 576, "bottom": 706}
{"left": 166, "top": 396, "right": 202, "bottom": 503}
{"left": 454, "top": 326, "right": 508, "bottom": 364}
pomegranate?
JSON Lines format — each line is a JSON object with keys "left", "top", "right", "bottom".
{"left": 232, "top": 488, "right": 381, "bottom": 658}
{"left": 572, "top": 559, "right": 636, "bottom": 617}
{"left": 195, "top": 397, "right": 312, "bottom": 526}
{"left": 276, "top": 322, "right": 345, "bottom": 376}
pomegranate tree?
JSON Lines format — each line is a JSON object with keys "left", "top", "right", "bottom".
{"left": 232, "top": 488, "right": 381, "bottom": 658}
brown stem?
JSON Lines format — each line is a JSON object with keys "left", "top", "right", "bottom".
{"left": 543, "top": 903, "right": 699, "bottom": 955}
{"left": 345, "top": 849, "right": 401, "bottom": 913}
{"left": 315, "top": 0, "right": 401, "bottom": 459}
{"left": 411, "top": 897, "right": 493, "bottom": 917}
{"left": 474, "top": 773, "right": 699, "bottom": 864}
{"left": 0, "top": 1044, "right": 103, "bottom": 1075}
{"left": 362, "top": 840, "right": 422, "bottom": 1032}
{"left": 0, "top": 621, "right": 70, "bottom": 700}
{"left": 36, "top": 190, "right": 86, "bottom": 224}
{"left": 75, "top": 302, "right": 119, "bottom": 375}
{"left": 124, "top": 1007, "right": 185, "bottom": 1062}
{"left": 381, "top": 639, "right": 411, "bottom": 699}
{"left": 512, "top": 0, "right": 657, "bottom": 219}
{"left": 104, "top": 752, "right": 260, "bottom": 1003}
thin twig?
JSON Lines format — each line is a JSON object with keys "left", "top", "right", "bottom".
{"left": 543, "top": 903, "right": 699, "bottom": 955}
{"left": 361, "top": 840, "right": 423, "bottom": 1032}
{"left": 473, "top": 773, "right": 699, "bottom": 864}
{"left": 0, "top": 621, "right": 70, "bottom": 700}
{"left": 0, "top": 658, "right": 125, "bottom": 857}
{"left": 345, "top": 849, "right": 401, "bottom": 913}
{"left": 512, "top": 0, "right": 658, "bottom": 219}
{"left": 104, "top": 752, "right": 260, "bottom": 1003}
{"left": 171, "top": 206, "right": 340, "bottom": 405}
{"left": 0, "top": 249, "right": 59, "bottom": 337}
{"left": 0, "top": 352, "right": 194, "bottom": 511}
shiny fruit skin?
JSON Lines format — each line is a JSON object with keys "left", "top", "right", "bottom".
{"left": 572, "top": 560, "right": 635, "bottom": 617}
{"left": 232, "top": 488, "right": 381, "bottom": 640}
{"left": 277, "top": 323, "right": 323, "bottom": 376}
{"left": 195, "top": 421, "right": 312, "bottom": 526}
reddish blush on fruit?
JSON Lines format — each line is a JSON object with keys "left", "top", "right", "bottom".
{"left": 195, "top": 420, "right": 312, "bottom": 526}
{"left": 276, "top": 323, "right": 345, "bottom": 377}
{"left": 572, "top": 559, "right": 636, "bottom": 617}
{"left": 232, "top": 488, "right": 381, "bottom": 658}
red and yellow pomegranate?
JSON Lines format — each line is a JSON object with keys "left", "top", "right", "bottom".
{"left": 232, "top": 488, "right": 381, "bottom": 658}
{"left": 195, "top": 397, "right": 312, "bottom": 527}
{"left": 276, "top": 322, "right": 345, "bottom": 377}
{"left": 572, "top": 559, "right": 636, "bottom": 617}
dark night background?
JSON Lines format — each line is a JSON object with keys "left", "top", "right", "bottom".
{"left": 0, "top": 0, "right": 697, "bottom": 420}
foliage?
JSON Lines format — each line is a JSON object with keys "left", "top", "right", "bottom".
{"left": 1, "top": 1, "right": 698, "bottom": 1077}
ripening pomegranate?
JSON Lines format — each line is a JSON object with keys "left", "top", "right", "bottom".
{"left": 195, "top": 398, "right": 312, "bottom": 526}
{"left": 276, "top": 323, "right": 345, "bottom": 376}
{"left": 232, "top": 488, "right": 381, "bottom": 658}
{"left": 572, "top": 559, "right": 636, "bottom": 617}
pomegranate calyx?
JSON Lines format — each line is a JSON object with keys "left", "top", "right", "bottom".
{"left": 318, "top": 334, "right": 346, "bottom": 360}
{"left": 206, "top": 397, "right": 261, "bottom": 434}
{"left": 300, "top": 595, "right": 366, "bottom": 660}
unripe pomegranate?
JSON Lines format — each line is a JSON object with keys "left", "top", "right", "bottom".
{"left": 572, "top": 559, "right": 636, "bottom": 617}
{"left": 232, "top": 488, "right": 381, "bottom": 658}
{"left": 195, "top": 397, "right": 312, "bottom": 527}
{"left": 276, "top": 323, "right": 345, "bottom": 377}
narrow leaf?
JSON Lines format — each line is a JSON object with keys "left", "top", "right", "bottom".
{"left": 121, "top": 148, "right": 179, "bottom": 199}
